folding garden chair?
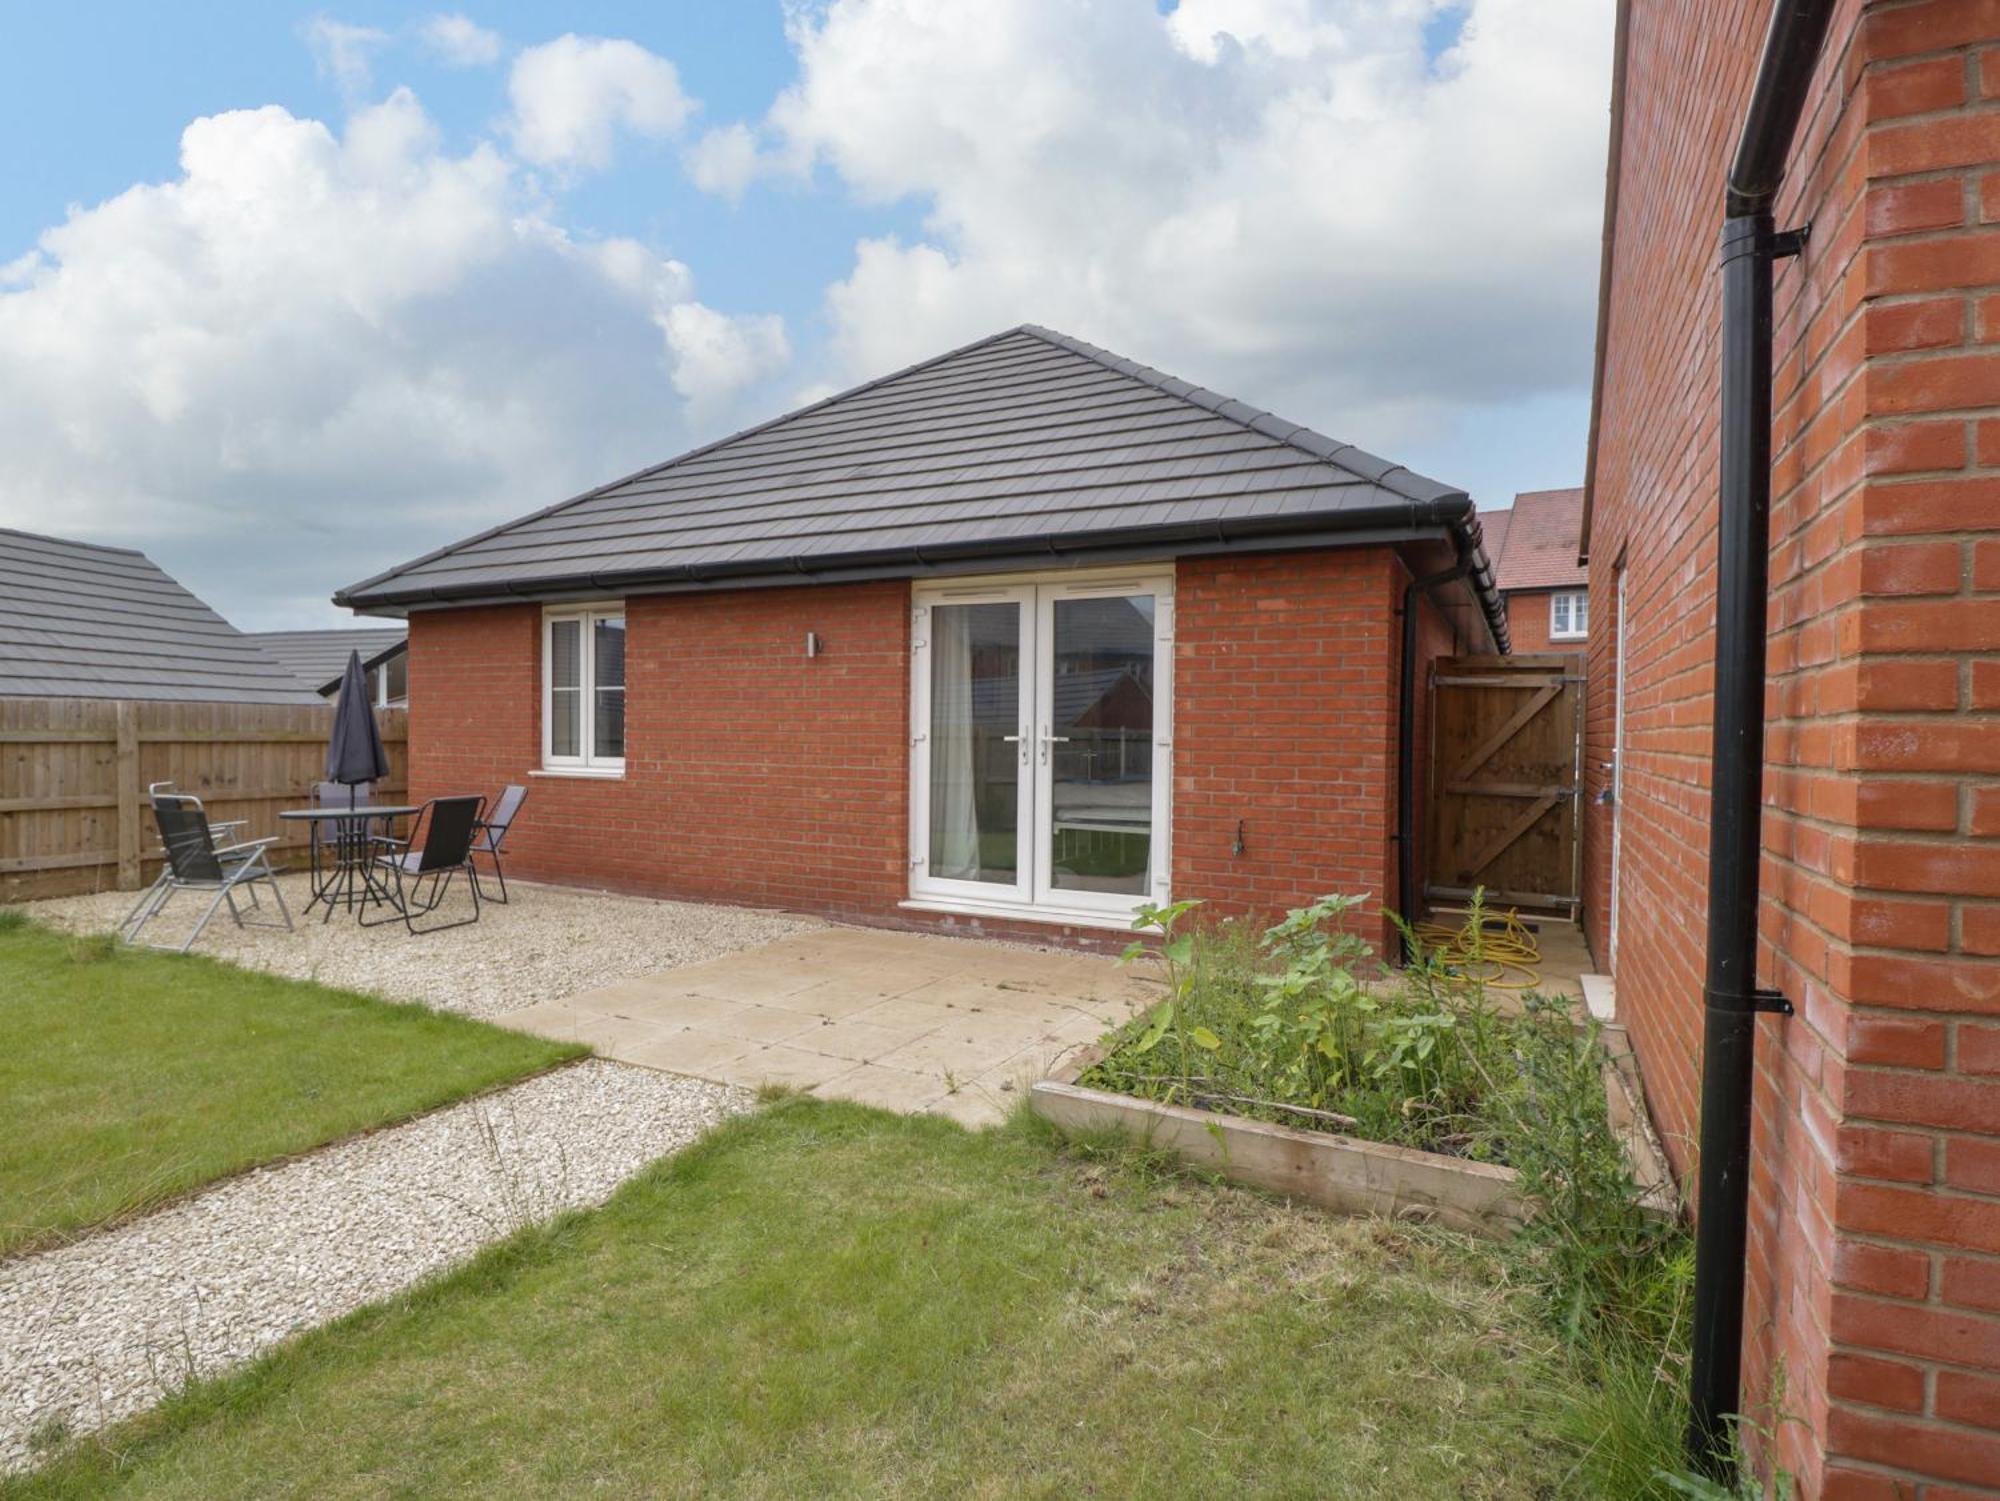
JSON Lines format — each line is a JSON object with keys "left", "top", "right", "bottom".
{"left": 121, "top": 795, "right": 293, "bottom": 953}
{"left": 120, "top": 783, "right": 254, "bottom": 932}
{"left": 361, "top": 795, "right": 484, "bottom": 935}
{"left": 469, "top": 784, "right": 527, "bottom": 903}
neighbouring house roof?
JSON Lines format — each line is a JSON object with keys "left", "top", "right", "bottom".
{"left": 248, "top": 628, "right": 407, "bottom": 696}
{"left": 1489, "top": 488, "right": 1588, "bottom": 594}
{"left": 0, "top": 527, "right": 326, "bottom": 704}
{"left": 1478, "top": 507, "right": 1512, "bottom": 573}
{"left": 337, "top": 325, "right": 1509, "bottom": 650}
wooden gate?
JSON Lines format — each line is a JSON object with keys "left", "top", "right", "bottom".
{"left": 1424, "top": 654, "right": 1583, "bottom": 914}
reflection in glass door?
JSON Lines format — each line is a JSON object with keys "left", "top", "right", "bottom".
{"left": 911, "top": 573, "right": 1171, "bottom": 920}
{"left": 1042, "top": 593, "right": 1157, "bottom": 899}
{"left": 921, "top": 596, "right": 1031, "bottom": 897}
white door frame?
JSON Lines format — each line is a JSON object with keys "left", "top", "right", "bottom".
{"left": 907, "top": 581, "right": 1037, "bottom": 910}
{"left": 1609, "top": 565, "right": 1628, "bottom": 970}
{"left": 906, "top": 566, "right": 1173, "bottom": 929}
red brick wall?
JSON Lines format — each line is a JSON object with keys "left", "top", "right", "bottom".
{"left": 1584, "top": 1, "right": 2000, "bottom": 1492}
{"left": 1503, "top": 587, "right": 1586, "bottom": 653}
{"left": 408, "top": 547, "right": 1432, "bottom": 949}
{"left": 407, "top": 583, "right": 912, "bottom": 922}
{"left": 1172, "top": 548, "right": 1411, "bottom": 947}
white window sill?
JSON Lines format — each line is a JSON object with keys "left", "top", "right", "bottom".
{"left": 531, "top": 766, "right": 625, "bottom": 780}
{"left": 1549, "top": 634, "right": 1587, "bottom": 643}
{"left": 898, "top": 897, "right": 1143, "bottom": 934}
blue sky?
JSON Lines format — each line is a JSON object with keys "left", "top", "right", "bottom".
{"left": 0, "top": 4, "right": 918, "bottom": 354}
{"left": 0, "top": 2, "right": 1611, "bottom": 627}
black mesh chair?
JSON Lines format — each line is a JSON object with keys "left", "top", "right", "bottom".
{"left": 361, "top": 795, "right": 484, "bottom": 935}
{"left": 121, "top": 796, "right": 292, "bottom": 953}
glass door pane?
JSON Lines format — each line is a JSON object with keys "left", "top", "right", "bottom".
{"left": 1043, "top": 593, "right": 1156, "bottom": 897}
{"left": 926, "top": 601, "right": 1026, "bottom": 887}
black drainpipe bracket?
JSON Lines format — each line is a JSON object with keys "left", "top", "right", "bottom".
{"left": 1772, "top": 223, "right": 1811, "bottom": 259}
{"left": 1707, "top": 984, "right": 1795, "bottom": 1018}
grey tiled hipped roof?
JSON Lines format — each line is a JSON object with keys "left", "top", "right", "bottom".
{"left": 248, "top": 628, "right": 407, "bottom": 695}
{"left": 0, "top": 528, "right": 326, "bottom": 704}
{"left": 336, "top": 325, "right": 1507, "bottom": 648}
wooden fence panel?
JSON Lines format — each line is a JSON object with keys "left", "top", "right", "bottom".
{"left": 0, "top": 697, "right": 407, "bottom": 903}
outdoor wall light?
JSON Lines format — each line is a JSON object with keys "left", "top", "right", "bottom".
{"left": 805, "top": 632, "right": 823, "bottom": 658}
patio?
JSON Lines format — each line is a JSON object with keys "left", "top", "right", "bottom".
{"left": 500, "top": 925, "right": 1157, "bottom": 1126}
{"left": 29, "top": 876, "right": 1156, "bottom": 1126}
{"left": 29, "top": 873, "right": 819, "bottom": 1020}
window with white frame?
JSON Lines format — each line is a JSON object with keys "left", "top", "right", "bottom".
{"left": 543, "top": 606, "right": 626, "bottom": 771}
{"left": 1550, "top": 591, "right": 1589, "bottom": 641}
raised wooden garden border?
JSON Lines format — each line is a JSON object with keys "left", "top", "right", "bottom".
{"left": 1031, "top": 1022, "right": 1677, "bottom": 1240}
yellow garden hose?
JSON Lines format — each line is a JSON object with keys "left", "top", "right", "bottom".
{"left": 1411, "top": 908, "right": 1543, "bottom": 990}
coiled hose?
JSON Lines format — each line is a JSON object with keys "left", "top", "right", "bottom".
{"left": 1409, "top": 908, "right": 1543, "bottom": 990}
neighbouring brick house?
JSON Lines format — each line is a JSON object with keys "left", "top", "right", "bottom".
{"left": 1582, "top": 0, "right": 2000, "bottom": 1492}
{"left": 1478, "top": 487, "right": 1592, "bottom": 653}
{"left": 336, "top": 326, "right": 1505, "bottom": 952}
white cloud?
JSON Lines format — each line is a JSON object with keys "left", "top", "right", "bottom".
{"left": 0, "top": 89, "right": 785, "bottom": 628}
{"left": 660, "top": 303, "right": 791, "bottom": 412}
{"left": 722, "top": 0, "right": 1610, "bottom": 481}
{"left": 684, "top": 122, "right": 762, "bottom": 201}
{"left": 302, "top": 17, "right": 390, "bottom": 97}
{"left": 419, "top": 13, "right": 504, "bottom": 67}
{"left": 507, "top": 35, "right": 694, "bottom": 171}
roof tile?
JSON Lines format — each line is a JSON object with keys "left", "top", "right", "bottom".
{"left": 0, "top": 529, "right": 327, "bottom": 704}
{"left": 336, "top": 325, "right": 1486, "bottom": 612}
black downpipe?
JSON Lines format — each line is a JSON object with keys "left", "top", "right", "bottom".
{"left": 1395, "top": 553, "right": 1473, "bottom": 951}
{"left": 1687, "top": 0, "right": 1833, "bottom": 1477}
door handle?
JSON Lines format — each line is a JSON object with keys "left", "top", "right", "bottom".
{"left": 1002, "top": 725, "right": 1029, "bottom": 764}
{"left": 1039, "top": 731, "right": 1071, "bottom": 766}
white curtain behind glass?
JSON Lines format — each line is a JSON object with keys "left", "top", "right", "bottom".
{"left": 929, "top": 607, "right": 980, "bottom": 879}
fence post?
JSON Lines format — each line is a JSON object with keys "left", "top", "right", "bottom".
{"left": 114, "top": 701, "right": 141, "bottom": 891}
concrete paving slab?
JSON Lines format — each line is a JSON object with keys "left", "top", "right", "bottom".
{"left": 705, "top": 1044, "right": 857, "bottom": 1092}
{"left": 815, "top": 1062, "right": 946, "bottom": 1113}
{"left": 496, "top": 921, "right": 1152, "bottom": 1125}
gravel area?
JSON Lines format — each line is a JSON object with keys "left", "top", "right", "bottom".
{"left": 0, "top": 1059, "right": 749, "bottom": 1472}
{"left": 26, "top": 873, "right": 819, "bottom": 1019}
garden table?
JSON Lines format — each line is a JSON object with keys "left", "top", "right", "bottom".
{"left": 280, "top": 804, "right": 418, "bottom": 922}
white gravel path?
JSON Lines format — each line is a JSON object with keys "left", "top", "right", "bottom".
{"left": 0, "top": 1059, "right": 750, "bottom": 1473}
{"left": 27, "top": 874, "right": 819, "bottom": 1019}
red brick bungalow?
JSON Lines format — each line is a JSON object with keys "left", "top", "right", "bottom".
{"left": 336, "top": 326, "right": 1506, "bottom": 950}
{"left": 1583, "top": 0, "right": 2000, "bottom": 1491}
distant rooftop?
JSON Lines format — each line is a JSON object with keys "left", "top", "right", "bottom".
{"left": 1484, "top": 488, "right": 1587, "bottom": 593}
{"left": 248, "top": 628, "right": 407, "bottom": 696}
{"left": 0, "top": 527, "right": 325, "bottom": 704}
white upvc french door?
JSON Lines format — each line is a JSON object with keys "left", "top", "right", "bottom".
{"left": 909, "top": 569, "right": 1173, "bottom": 925}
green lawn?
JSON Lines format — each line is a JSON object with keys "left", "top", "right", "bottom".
{"left": 9, "top": 1100, "right": 1592, "bottom": 1500}
{"left": 0, "top": 914, "right": 582, "bottom": 1256}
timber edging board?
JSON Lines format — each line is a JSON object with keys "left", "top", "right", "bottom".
{"left": 1028, "top": 1076, "right": 1529, "bottom": 1238}
{"left": 1030, "top": 1023, "right": 1681, "bottom": 1237}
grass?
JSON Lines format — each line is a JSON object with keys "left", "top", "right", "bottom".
{"left": 1075, "top": 896, "right": 1704, "bottom": 1493}
{"left": 0, "top": 912, "right": 583, "bottom": 1256}
{"left": 9, "top": 1098, "right": 1598, "bottom": 1499}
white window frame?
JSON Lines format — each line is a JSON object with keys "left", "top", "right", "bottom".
{"left": 1549, "top": 590, "right": 1589, "bottom": 641}
{"left": 540, "top": 604, "right": 626, "bottom": 776}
